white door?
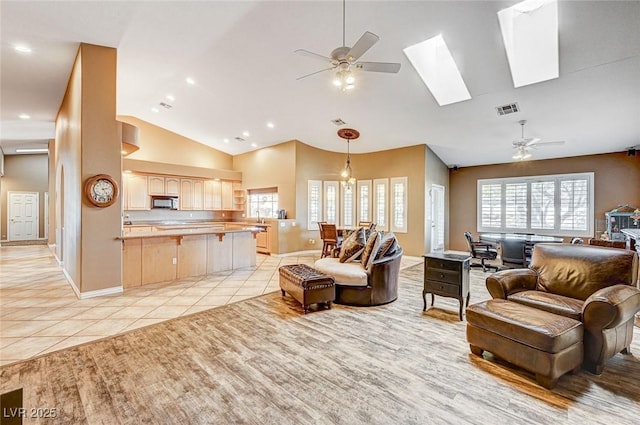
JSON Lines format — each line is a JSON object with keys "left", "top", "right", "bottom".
{"left": 8, "top": 192, "right": 39, "bottom": 241}
{"left": 430, "top": 184, "right": 445, "bottom": 252}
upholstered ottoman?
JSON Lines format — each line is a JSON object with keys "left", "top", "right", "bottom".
{"left": 466, "top": 299, "right": 583, "bottom": 389}
{"left": 279, "top": 264, "right": 335, "bottom": 314}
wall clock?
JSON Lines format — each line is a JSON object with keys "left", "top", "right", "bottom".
{"left": 84, "top": 174, "right": 119, "bottom": 207}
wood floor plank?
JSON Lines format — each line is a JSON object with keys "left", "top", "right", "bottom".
{"left": 2, "top": 264, "right": 640, "bottom": 424}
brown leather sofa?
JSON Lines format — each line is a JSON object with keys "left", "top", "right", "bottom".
{"left": 314, "top": 248, "right": 403, "bottom": 306}
{"left": 485, "top": 243, "right": 640, "bottom": 375}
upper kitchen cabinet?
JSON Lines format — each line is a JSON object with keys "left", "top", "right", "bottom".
{"left": 221, "top": 181, "right": 234, "bottom": 210}
{"left": 149, "top": 175, "right": 180, "bottom": 196}
{"left": 148, "top": 175, "right": 165, "bottom": 195}
{"left": 165, "top": 178, "right": 180, "bottom": 196}
{"left": 180, "top": 178, "right": 204, "bottom": 210}
{"left": 204, "top": 180, "right": 222, "bottom": 210}
{"left": 124, "top": 173, "right": 149, "bottom": 210}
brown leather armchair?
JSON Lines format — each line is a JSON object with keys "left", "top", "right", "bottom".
{"left": 486, "top": 243, "right": 640, "bottom": 375}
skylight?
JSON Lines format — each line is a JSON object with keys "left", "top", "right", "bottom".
{"left": 498, "top": 0, "right": 559, "bottom": 88}
{"left": 403, "top": 34, "right": 471, "bottom": 106}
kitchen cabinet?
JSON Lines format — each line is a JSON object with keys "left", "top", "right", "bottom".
{"left": 148, "top": 176, "right": 166, "bottom": 195}
{"left": 165, "top": 177, "right": 180, "bottom": 196}
{"left": 255, "top": 225, "right": 270, "bottom": 254}
{"left": 124, "top": 173, "right": 149, "bottom": 210}
{"left": 180, "top": 178, "right": 204, "bottom": 210}
{"left": 221, "top": 181, "right": 233, "bottom": 210}
{"left": 204, "top": 180, "right": 222, "bottom": 210}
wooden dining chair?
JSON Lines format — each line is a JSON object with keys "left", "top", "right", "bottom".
{"left": 320, "top": 223, "right": 339, "bottom": 258}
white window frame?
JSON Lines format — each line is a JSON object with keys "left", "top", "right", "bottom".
{"left": 357, "top": 180, "right": 372, "bottom": 224}
{"left": 373, "top": 178, "right": 389, "bottom": 231}
{"left": 308, "top": 180, "right": 323, "bottom": 230}
{"left": 323, "top": 181, "right": 339, "bottom": 225}
{"left": 341, "top": 183, "right": 356, "bottom": 229}
{"left": 390, "top": 177, "right": 408, "bottom": 233}
{"left": 477, "top": 172, "right": 594, "bottom": 237}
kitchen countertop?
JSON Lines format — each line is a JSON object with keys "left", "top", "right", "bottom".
{"left": 123, "top": 221, "right": 272, "bottom": 228}
{"left": 117, "top": 225, "right": 263, "bottom": 240}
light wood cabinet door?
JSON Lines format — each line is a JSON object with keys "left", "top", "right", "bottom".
{"left": 165, "top": 178, "right": 180, "bottom": 196}
{"left": 221, "top": 181, "right": 233, "bottom": 210}
{"left": 126, "top": 174, "right": 149, "bottom": 210}
{"left": 204, "top": 180, "right": 223, "bottom": 210}
{"left": 180, "top": 179, "right": 194, "bottom": 210}
{"left": 256, "top": 227, "right": 270, "bottom": 254}
{"left": 192, "top": 179, "right": 204, "bottom": 210}
{"left": 148, "top": 176, "right": 165, "bottom": 195}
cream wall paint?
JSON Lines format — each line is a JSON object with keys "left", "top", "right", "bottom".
{"left": 53, "top": 43, "right": 122, "bottom": 294}
{"left": 1, "top": 154, "right": 48, "bottom": 240}
{"left": 118, "top": 116, "right": 233, "bottom": 170}
{"left": 449, "top": 152, "right": 640, "bottom": 252}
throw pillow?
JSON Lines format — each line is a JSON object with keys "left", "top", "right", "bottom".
{"left": 360, "top": 231, "right": 382, "bottom": 269}
{"left": 339, "top": 227, "right": 366, "bottom": 263}
{"left": 375, "top": 232, "right": 398, "bottom": 259}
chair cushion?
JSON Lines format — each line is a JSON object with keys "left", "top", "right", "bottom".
{"left": 361, "top": 231, "right": 382, "bottom": 270}
{"left": 338, "top": 227, "right": 366, "bottom": 263}
{"left": 375, "top": 232, "right": 398, "bottom": 259}
{"left": 508, "top": 290, "right": 584, "bottom": 321}
{"left": 314, "top": 258, "right": 368, "bottom": 287}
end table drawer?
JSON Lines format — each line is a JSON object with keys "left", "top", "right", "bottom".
{"left": 425, "top": 268, "right": 461, "bottom": 285}
{"left": 426, "top": 258, "right": 461, "bottom": 272}
{"left": 425, "top": 280, "right": 459, "bottom": 296}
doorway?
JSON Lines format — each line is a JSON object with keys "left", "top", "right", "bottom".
{"left": 7, "top": 191, "right": 39, "bottom": 241}
{"left": 430, "top": 184, "right": 445, "bottom": 252}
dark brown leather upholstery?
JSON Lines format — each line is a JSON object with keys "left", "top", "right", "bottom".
{"left": 334, "top": 248, "right": 403, "bottom": 306}
{"left": 467, "top": 299, "right": 583, "bottom": 389}
{"left": 486, "top": 243, "right": 640, "bottom": 374}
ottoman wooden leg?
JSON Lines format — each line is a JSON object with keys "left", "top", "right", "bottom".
{"left": 281, "top": 289, "right": 285, "bottom": 296}
{"left": 535, "top": 374, "right": 557, "bottom": 389}
{"left": 470, "top": 344, "right": 484, "bottom": 356}
{"left": 326, "top": 301, "right": 332, "bottom": 309}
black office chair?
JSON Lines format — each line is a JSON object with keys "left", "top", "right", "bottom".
{"left": 500, "top": 238, "right": 526, "bottom": 269}
{"left": 464, "top": 232, "right": 499, "bottom": 272}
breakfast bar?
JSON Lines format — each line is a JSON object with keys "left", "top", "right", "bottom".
{"left": 118, "top": 223, "right": 262, "bottom": 287}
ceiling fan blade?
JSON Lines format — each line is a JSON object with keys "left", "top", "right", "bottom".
{"left": 531, "top": 140, "right": 565, "bottom": 147}
{"left": 524, "top": 138, "right": 541, "bottom": 146}
{"left": 354, "top": 61, "right": 401, "bottom": 73}
{"left": 294, "top": 49, "right": 332, "bottom": 62}
{"left": 296, "top": 66, "right": 336, "bottom": 81}
{"left": 346, "top": 31, "right": 379, "bottom": 61}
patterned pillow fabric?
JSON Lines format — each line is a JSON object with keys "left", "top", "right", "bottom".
{"left": 360, "top": 231, "right": 382, "bottom": 269}
{"left": 375, "top": 232, "right": 398, "bottom": 259}
{"left": 339, "top": 227, "right": 367, "bottom": 263}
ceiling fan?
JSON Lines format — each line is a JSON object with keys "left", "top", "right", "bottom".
{"left": 512, "top": 120, "right": 564, "bottom": 160}
{"left": 294, "top": 0, "right": 400, "bottom": 90}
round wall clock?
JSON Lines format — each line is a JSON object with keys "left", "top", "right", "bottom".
{"left": 84, "top": 174, "right": 119, "bottom": 207}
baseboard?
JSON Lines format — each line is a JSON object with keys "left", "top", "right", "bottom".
{"left": 62, "top": 267, "right": 81, "bottom": 298}
{"left": 78, "top": 286, "right": 123, "bottom": 299}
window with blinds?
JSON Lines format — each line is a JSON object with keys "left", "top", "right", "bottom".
{"left": 390, "top": 177, "right": 408, "bottom": 233}
{"left": 247, "top": 188, "right": 278, "bottom": 219}
{"left": 373, "top": 178, "right": 388, "bottom": 231}
{"left": 323, "top": 181, "right": 339, "bottom": 224}
{"left": 477, "top": 172, "right": 594, "bottom": 236}
{"left": 308, "top": 180, "right": 322, "bottom": 230}
{"left": 342, "top": 185, "right": 355, "bottom": 228}
{"left": 357, "top": 180, "right": 372, "bottom": 223}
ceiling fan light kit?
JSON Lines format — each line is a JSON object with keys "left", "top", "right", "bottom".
{"left": 510, "top": 119, "right": 564, "bottom": 161}
{"left": 295, "top": 0, "right": 400, "bottom": 90}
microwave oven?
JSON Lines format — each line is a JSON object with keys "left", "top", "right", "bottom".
{"left": 151, "top": 196, "right": 179, "bottom": 210}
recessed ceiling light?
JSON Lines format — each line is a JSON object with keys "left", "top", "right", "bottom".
{"left": 14, "top": 45, "right": 32, "bottom": 54}
{"left": 19, "top": 113, "right": 31, "bottom": 120}
{"left": 151, "top": 107, "right": 159, "bottom": 113}
{"left": 16, "top": 148, "right": 48, "bottom": 153}
{"left": 266, "top": 122, "right": 275, "bottom": 129}
{"left": 251, "top": 143, "right": 257, "bottom": 147}
{"left": 185, "top": 77, "right": 195, "bottom": 85}
{"left": 242, "top": 131, "right": 250, "bottom": 137}
{"left": 223, "top": 138, "right": 230, "bottom": 143}
{"left": 166, "top": 94, "right": 175, "bottom": 102}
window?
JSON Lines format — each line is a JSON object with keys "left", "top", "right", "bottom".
{"left": 357, "top": 180, "right": 372, "bottom": 223}
{"left": 341, "top": 184, "right": 355, "bottom": 228}
{"left": 373, "top": 178, "right": 388, "bottom": 231}
{"left": 477, "top": 172, "right": 594, "bottom": 236}
{"left": 323, "top": 181, "right": 339, "bottom": 224}
{"left": 390, "top": 177, "right": 408, "bottom": 233}
{"left": 247, "top": 188, "right": 278, "bottom": 219}
{"left": 307, "top": 180, "right": 322, "bottom": 230}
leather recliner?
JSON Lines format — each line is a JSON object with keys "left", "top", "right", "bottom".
{"left": 486, "top": 243, "right": 640, "bottom": 375}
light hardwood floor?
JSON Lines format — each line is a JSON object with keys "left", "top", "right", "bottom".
{"left": 1, "top": 259, "right": 640, "bottom": 424}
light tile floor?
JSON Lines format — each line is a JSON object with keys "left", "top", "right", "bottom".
{"left": 0, "top": 245, "right": 422, "bottom": 366}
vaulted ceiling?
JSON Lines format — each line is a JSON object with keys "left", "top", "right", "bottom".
{"left": 1, "top": 1, "right": 639, "bottom": 166}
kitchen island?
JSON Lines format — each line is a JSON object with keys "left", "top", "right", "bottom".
{"left": 118, "top": 223, "right": 262, "bottom": 287}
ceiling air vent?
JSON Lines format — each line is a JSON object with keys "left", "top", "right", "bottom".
{"left": 331, "top": 118, "right": 346, "bottom": 126}
{"left": 234, "top": 137, "right": 245, "bottom": 142}
{"left": 495, "top": 103, "right": 519, "bottom": 116}
{"left": 159, "top": 102, "right": 173, "bottom": 109}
